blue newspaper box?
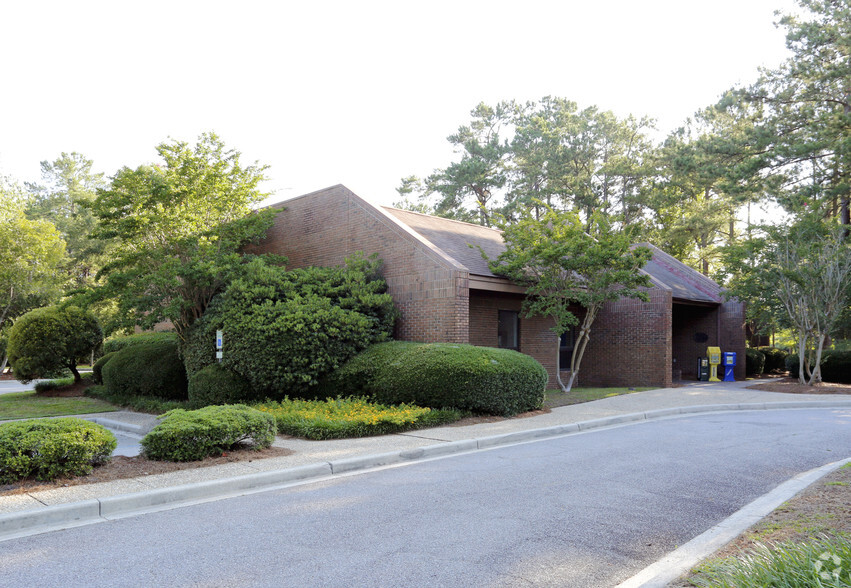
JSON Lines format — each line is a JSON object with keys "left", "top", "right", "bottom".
{"left": 722, "top": 352, "right": 736, "bottom": 382}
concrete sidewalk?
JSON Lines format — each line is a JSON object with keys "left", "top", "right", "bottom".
{"left": 2, "top": 380, "right": 851, "bottom": 550}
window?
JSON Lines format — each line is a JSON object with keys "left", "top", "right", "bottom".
{"left": 559, "top": 327, "right": 576, "bottom": 370}
{"left": 498, "top": 310, "right": 519, "bottom": 350}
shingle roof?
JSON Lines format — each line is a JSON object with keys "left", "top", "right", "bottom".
{"left": 383, "top": 207, "right": 724, "bottom": 304}
{"left": 383, "top": 208, "right": 504, "bottom": 277}
{"left": 636, "top": 243, "right": 723, "bottom": 303}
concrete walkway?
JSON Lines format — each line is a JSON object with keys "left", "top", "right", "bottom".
{"left": 2, "top": 380, "right": 851, "bottom": 584}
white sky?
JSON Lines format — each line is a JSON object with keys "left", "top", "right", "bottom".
{"left": 0, "top": 0, "right": 798, "bottom": 209}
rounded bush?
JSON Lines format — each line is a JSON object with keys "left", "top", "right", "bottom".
{"left": 820, "top": 350, "right": 851, "bottom": 384}
{"left": 336, "top": 342, "right": 547, "bottom": 416}
{"left": 141, "top": 405, "right": 276, "bottom": 461}
{"left": 0, "top": 418, "right": 116, "bottom": 483}
{"left": 7, "top": 305, "right": 102, "bottom": 384}
{"left": 188, "top": 364, "right": 261, "bottom": 407}
{"left": 316, "top": 340, "right": 418, "bottom": 398}
{"left": 758, "top": 347, "right": 789, "bottom": 373}
{"left": 102, "top": 339, "right": 188, "bottom": 400}
{"left": 746, "top": 348, "right": 765, "bottom": 377}
{"left": 92, "top": 351, "right": 116, "bottom": 385}
{"left": 102, "top": 332, "right": 178, "bottom": 355}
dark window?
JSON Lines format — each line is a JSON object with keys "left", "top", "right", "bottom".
{"left": 559, "top": 327, "right": 576, "bottom": 369}
{"left": 498, "top": 310, "right": 519, "bottom": 350}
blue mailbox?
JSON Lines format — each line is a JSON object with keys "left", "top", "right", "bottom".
{"left": 722, "top": 352, "right": 736, "bottom": 382}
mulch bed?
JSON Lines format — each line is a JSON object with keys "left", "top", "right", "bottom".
{"left": 0, "top": 446, "right": 294, "bottom": 496}
{"left": 745, "top": 376, "right": 851, "bottom": 395}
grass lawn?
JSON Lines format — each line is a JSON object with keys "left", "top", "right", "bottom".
{"left": 0, "top": 391, "right": 118, "bottom": 421}
{"left": 544, "top": 386, "right": 656, "bottom": 409}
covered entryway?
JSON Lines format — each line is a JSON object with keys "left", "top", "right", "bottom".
{"left": 672, "top": 302, "right": 720, "bottom": 380}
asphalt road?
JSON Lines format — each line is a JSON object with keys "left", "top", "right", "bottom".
{"left": 2, "top": 408, "right": 849, "bottom": 587}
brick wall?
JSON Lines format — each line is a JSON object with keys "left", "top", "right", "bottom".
{"left": 468, "top": 290, "right": 558, "bottom": 389}
{"left": 250, "top": 186, "right": 470, "bottom": 343}
{"left": 579, "top": 288, "right": 673, "bottom": 388}
{"left": 720, "top": 299, "right": 747, "bottom": 381}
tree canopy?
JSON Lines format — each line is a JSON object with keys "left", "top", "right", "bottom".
{"left": 0, "top": 180, "right": 67, "bottom": 331}
{"left": 84, "top": 132, "right": 280, "bottom": 340}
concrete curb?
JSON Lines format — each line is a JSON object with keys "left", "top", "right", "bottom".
{"left": 2, "top": 400, "right": 850, "bottom": 542}
{"left": 85, "top": 417, "right": 155, "bottom": 437}
{"left": 616, "top": 457, "right": 851, "bottom": 588}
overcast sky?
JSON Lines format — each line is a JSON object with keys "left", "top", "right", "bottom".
{"left": 0, "top": 0, "right": 798, "bottom": 208}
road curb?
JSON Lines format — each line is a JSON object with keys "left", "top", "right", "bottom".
{"left": 85, "top": 417, "right": 154, "bottom": 437}
{"left": 2, "top": 400, "right": 850, "bottom": 542}
{"left": 616, "top": 457, "right": 851, "bottom": 588}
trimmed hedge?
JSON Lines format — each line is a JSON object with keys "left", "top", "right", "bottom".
{"left": 326, "top": 341, "right": 548, "bottom": 417}
{"left": 141, "top": 405, "right": 276, "bottom": 462}
{"left": 746, "top": 348, "right": 765, "bottom": 377}
{"left": 757, "top": 347, "right": 788, "bottom": 373}
{"left": 103, "top": 332, "right": 178, "bottom": 355}
{"left": 785, "top": 350, "right": 851, "bottom": 383}
{"left": 316, "top": 340, "right": 419, "bottom": 398}
{"left": 102, "top": 339, "right": 188, "bottom": 400}
{"left": 0, "top": 418, "right": 116, "bottom": 483}
{"left": 188, "top": 364, "right": 261, "bottom": 407}
{"left": 92, "top": 352, "right": 116, "bottom": 385}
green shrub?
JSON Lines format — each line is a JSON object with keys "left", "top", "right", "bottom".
{"left": 757, "top": 347, "right": 789, "bottom": 373}
{"left": 102, "top": 332, "right": 178, "bottom": 355}
{"left": 255, "top": 397, "right": 463, "bottom": 440}
{"left": 85, "top": 385, "right": 189, "bottom": 414}
{"left": 182, "top": 254, "right": 398, "bottom": 399}
{"left": 316, "top": 340, "right": 418, "bottom": 398}
{"left": 102, "top": 339, "right": 188, "bottom": 400}
{"left": 785, "top": 350, "right": 851, "bottom": 384}
{"left": 141, "top": 405, "right": 276, "bottom": 461}
{"left": 92, "top": 352, "right": 116, "bottom": 385}
{"left": 188, "top": 364, "right": 262, "bottom": 407}
{"left": 746, "top": 348, "right": 765, "bottom": 376}
{"left": 821, "top": 350, "right": 851, "bottom": 384}
{"left": 785, "top": 352, "right": 800, "bottom": 378}
{"left": 332, "top": 342, "right": 547, "bottom": 416}
{"left": 0, "top": 418, "right": 116, "bottom": 483}
{"left": 7, "top": 305, "right": 102, "bottom": 384}
{"left": 34, "top": 375, "right": 93, "bottom": 393}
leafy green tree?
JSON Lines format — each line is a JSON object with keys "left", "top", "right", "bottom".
{"left": 392, "top": 175, "right": 432, "bottom": 214}
{"left": 724, "top": 220, "right": 851, "bottom": 384}
{"left": 84, "top": 133, "right": 279, "bottom": 340}
{"left": 484, "top": 207, "right": 652, "bottom": 391}
{"left": 402, "top": 98, "right": 656, "bottom": 228}
{"left": 725, "top": 0, "right": 851, "bottom": 226}
{"left": 0, "top": 180, "right": 67, "bottom": 332}
{"left": 509, "top": 98, "right": 655, "bottom": 224}
{"left": 7, "top": 305, "right": 102, "bottom": 384}
{"left": 25, "top": 153, "right": 109, "bottom": 287}
{"left": 412, "top": 102, "right": 512, "bottom": 226}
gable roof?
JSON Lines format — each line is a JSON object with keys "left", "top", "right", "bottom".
{"left": 384, "top": 206, "right": 724, "bottom": 304}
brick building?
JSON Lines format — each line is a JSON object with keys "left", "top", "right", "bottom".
{"left": 251, "top": 185, "right": 746, "bottom": 389}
